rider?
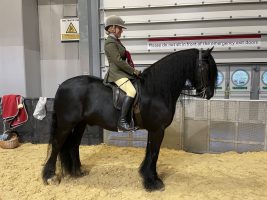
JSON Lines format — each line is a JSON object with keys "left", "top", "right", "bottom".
{"left": 103, "top": 15, "right": 141, "bottom": 132}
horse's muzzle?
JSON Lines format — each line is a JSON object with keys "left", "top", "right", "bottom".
{"left": 205, "top": 87, "right": 214, "bottom": 100}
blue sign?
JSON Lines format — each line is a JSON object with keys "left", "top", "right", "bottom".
{"left": 262, "top": 71, "right": 267, "bottom": 86}
{"left": 232, "top": 69, "right": 249, "bottom": 87}
{"left": 216, "top": 71, "right": 224, "bottom": 86}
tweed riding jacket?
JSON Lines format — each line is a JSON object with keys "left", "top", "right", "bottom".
{"left": 104, "top": 35, "right": 135, "bottom": 83}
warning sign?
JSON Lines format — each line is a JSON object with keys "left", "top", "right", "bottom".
{"left": 66, "top": 23, "right": 77, "bottom": 33}
{"left": 60, "top": 18, "right": 79, "bottom": 41}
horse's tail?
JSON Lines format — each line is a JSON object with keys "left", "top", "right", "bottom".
{"left": 49, "top": 111, "right": 57, "bottom": 144}
{"left": 44, "top": 111, "right": 57, "bottom": 163}
{"left": 42, "top": 110, "right": 59, "bottom": 183}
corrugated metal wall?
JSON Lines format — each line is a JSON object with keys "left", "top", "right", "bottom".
{"left": 100, "top": 0, "right": 267, "bottom": 78}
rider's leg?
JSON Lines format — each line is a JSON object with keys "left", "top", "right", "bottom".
{"left": 115, "top": 78, "right": 136, "bottom": 131}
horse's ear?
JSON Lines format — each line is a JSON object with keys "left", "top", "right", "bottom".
{"left": 204, "top": 46, "right": 214, "bottom": 57}
{"left": 208, "top": 46, "right": 214, "bottom": 54}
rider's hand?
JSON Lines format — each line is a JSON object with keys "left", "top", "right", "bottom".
{"left": 133, "top": 69, "right": 141, "bottom": 77}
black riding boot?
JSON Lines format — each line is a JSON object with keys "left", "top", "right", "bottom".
{"left": 118, "top": 96, "right": 135, "bottom": 132}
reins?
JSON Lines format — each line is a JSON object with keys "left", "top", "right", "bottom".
{"left": 180, "top": 88, "right": 206, "bottom": 97}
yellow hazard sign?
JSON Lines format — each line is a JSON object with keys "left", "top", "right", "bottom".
{"left": 66, "top": 23, "right": 77, "bottom": 33}
{"left": 60, "top": 18, "right": 79, "bottom": 41}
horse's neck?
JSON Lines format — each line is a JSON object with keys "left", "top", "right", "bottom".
{"left": 143, "top": 61, "right": 188, "bottom": 104}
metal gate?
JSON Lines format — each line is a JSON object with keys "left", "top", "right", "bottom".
{"left": 184, "top": 99, "right": 267, "bottom": 153}
{"left": 104, "top": 99, "right": 267, "bottom": 153}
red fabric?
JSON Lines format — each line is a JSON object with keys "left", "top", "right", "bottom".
{"left": 116, "top": 38, "right": 135, "bottom": 68}
{"left": 1, "top": 94, "right": 28, "bottom": 128}
{"left": 125, "top": 50, "right": 135, "bottom": 68}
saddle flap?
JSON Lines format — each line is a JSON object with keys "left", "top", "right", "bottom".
{"left": 112, "top": 86, "right": 126, "bottom": 110}
{"left": 108, "top": 80, "right": 143, "bottom": 128}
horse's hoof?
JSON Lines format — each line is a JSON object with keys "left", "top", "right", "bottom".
{"left": 144, "top": 179, "right": 165, "bottom": 192}
{"left": 80, "top": 168, "right": 88, "bottom": 176}
{"left": 75, "top": 168, "right": 88, "bottom": 177}
{"left": 46, "top": 176, "right": 60, "bottom": 185}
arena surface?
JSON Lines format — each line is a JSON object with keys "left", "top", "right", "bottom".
{"left": 1, "top": 143, "right": 267, "bottom": 200}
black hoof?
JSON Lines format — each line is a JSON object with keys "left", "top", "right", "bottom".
{"left": 42, "top": 169, "right": 59, "bottom": 185}
{"left": 46, "top": 175, "right": 60, "bottom": 185}
{"left": 42, "top": 167, "right": 56, "bottom": 185}
{"left": 74, "top": 168, "right": 88, "bottom": 177}
{"left": 144, "top": 178, "right": 165, "bottom": 192}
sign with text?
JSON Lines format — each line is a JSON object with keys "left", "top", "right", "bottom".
{"left": 60, "top": 18, "right": 79, "bottom": 42}
{"left": 147, "top": 35, "right": 261, "bottom": 50}
{"left": 230, "top": 68, "right": 251, "bottom": 92}
{"left": 260, "top": 67, "right": 267, "bottom": 91}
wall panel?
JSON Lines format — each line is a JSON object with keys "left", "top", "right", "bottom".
{"left": 101, "top": 0, "right": 267, "bottom": 73}
{"left": 38, "top": 0, "right": 81, "bottom": 97}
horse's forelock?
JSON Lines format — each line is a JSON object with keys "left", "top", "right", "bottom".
{"left": 194, "top": 49, "right": 218, "bottom": 93}
{"left": 207, "top": 52, "right": 218, "bottom": 87}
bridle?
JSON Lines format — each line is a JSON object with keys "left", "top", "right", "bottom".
{"left": 181, "top": 49, "right": 208, "bottom": 98}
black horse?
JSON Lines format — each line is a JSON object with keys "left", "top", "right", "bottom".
{"left": 42, "top": 48, "right": 217, "bottom": 191}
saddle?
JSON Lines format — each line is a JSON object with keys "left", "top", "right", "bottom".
{"left": 105, "top": 79, "right": 143, "bottom": 129}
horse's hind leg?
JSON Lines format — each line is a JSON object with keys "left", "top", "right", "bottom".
{"left": 139, "top": 129, "right": 165, "bottom": 191}
{"left": 42, "top": 125, "right": 73, "bottom": 185}
{"left": 60, "top": 122, "right": 87, "bottom": 177}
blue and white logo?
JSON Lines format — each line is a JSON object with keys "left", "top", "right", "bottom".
{"left": 232, "top": 70, "right": 249, "bottom": 86}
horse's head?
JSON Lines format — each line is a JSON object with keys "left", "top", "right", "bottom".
{"left": 194, "top": 47, "right": 218, "bottom": 100}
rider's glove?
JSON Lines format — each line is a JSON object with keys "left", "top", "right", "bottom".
{"left": 133, "top": 69, "right": 141, "bottom": 77}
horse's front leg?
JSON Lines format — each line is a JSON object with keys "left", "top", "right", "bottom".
{"left": 139, "top": 129, "right": 165, "bottom": 191}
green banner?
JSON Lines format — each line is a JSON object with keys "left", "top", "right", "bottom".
{"left": 232, "top": 87, "right": 247, "bottom": 90}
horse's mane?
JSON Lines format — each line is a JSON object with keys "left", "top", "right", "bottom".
{"left": 141, "top": 49, "right": 199, "bottom": 99}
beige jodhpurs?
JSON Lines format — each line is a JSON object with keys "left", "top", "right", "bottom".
{"left": 115, "top": 78, "right": 136, "bottom": 98}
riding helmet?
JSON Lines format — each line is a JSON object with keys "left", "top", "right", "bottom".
{"left": 105, "top": 15, "right": 127, "bottom": 31}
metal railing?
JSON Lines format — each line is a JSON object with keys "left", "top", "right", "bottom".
{"left": 104, "top": 99, "right": 267, "bottom": 153}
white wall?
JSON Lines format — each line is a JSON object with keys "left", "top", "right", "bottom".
{"left": 0, "top": 0, "right": 41, "bottom": 98}
{"left": 0, "top": 0, "right": 26, "bottom": 96}
{"left": 38, "top": 0, "right": 81, "bottom": 98}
